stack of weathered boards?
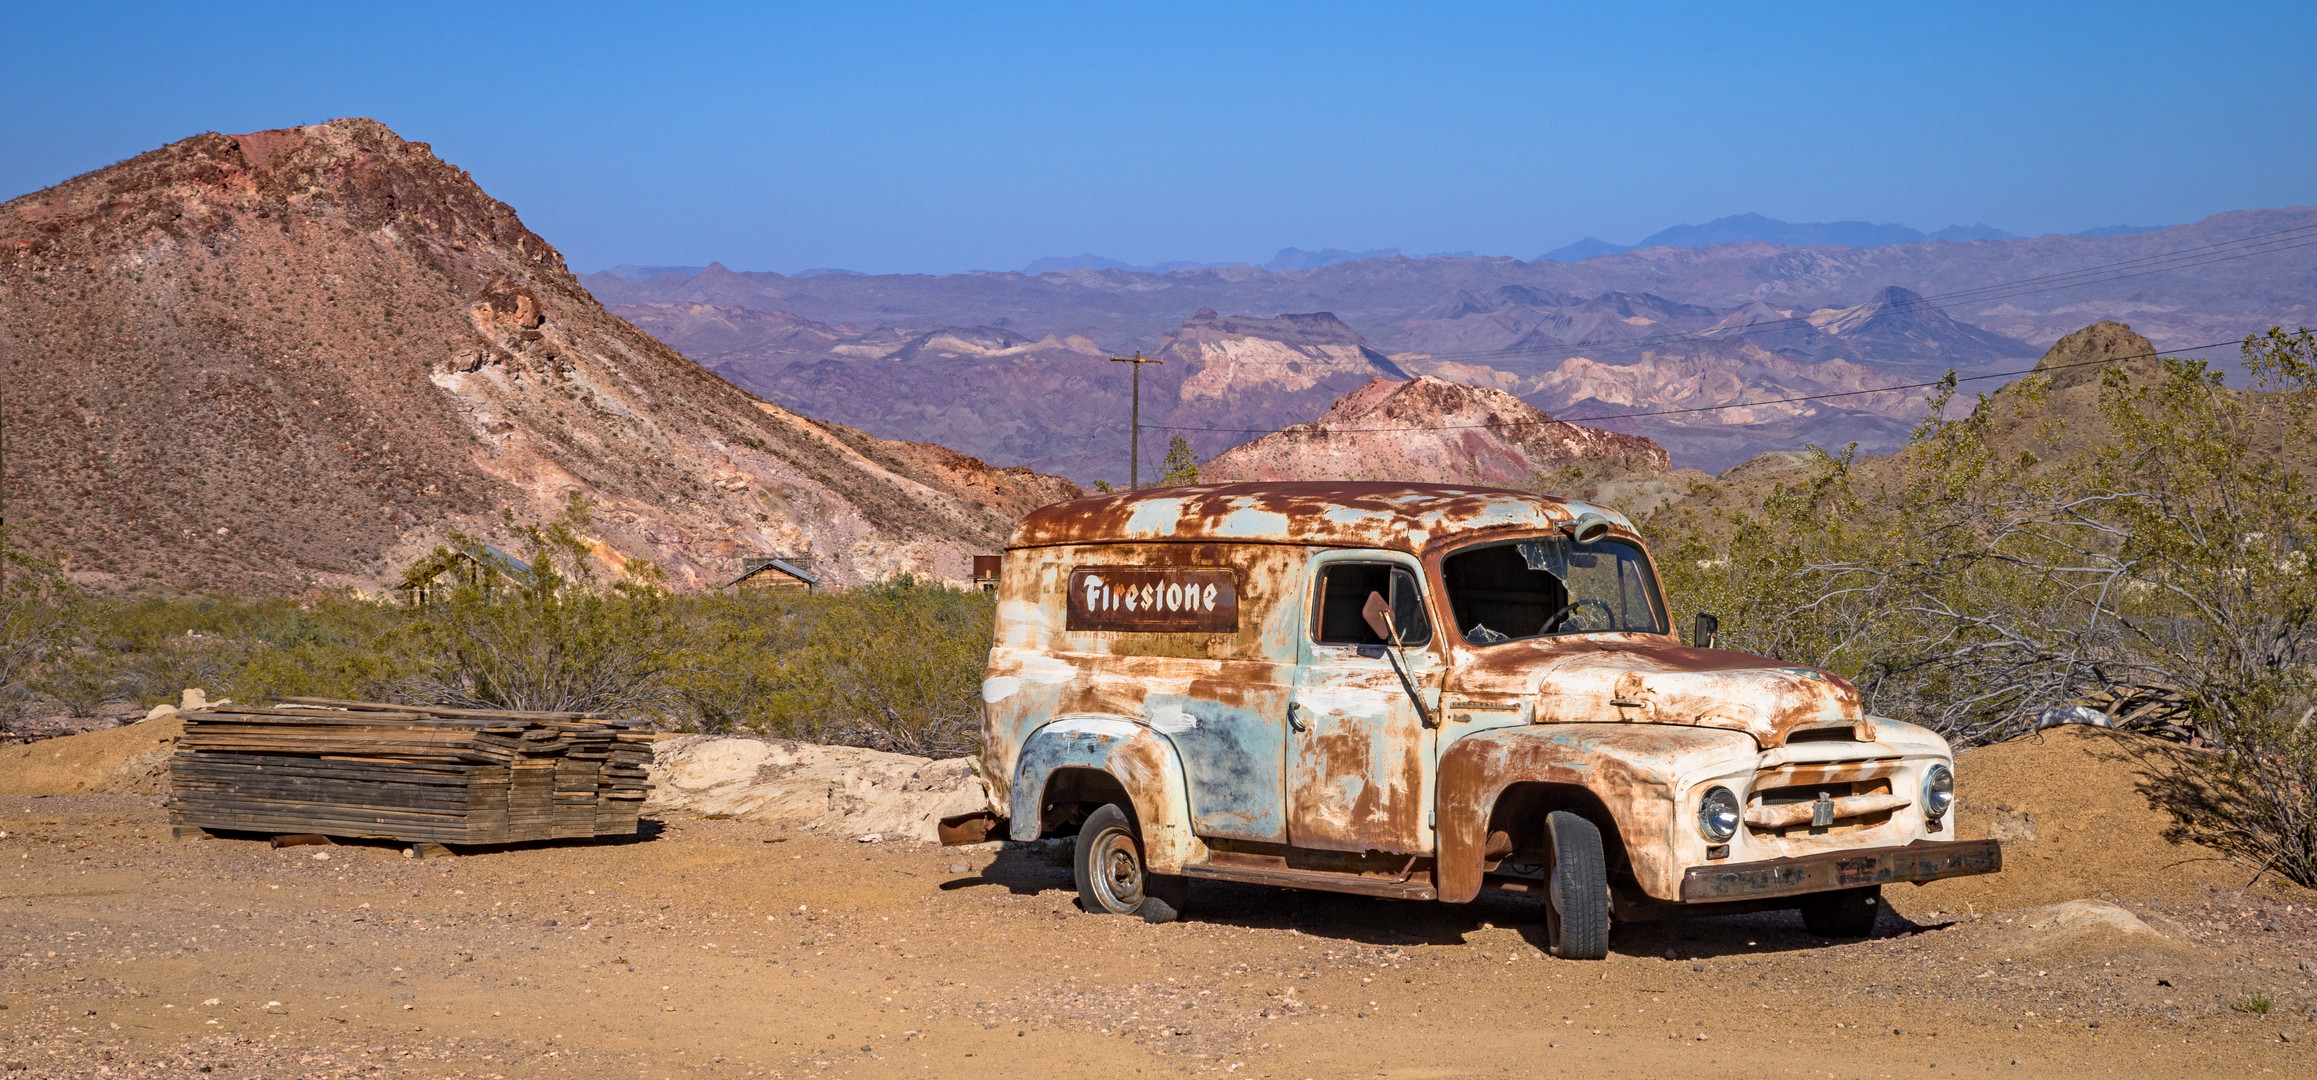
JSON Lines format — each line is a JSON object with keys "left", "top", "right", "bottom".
{"left": 167, "top": 698, "right": 654, "bottom": 845}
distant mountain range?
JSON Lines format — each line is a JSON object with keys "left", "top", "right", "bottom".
{"left": 1020, "top": 246, "right": 1403, "bottom": 275}
{"left": 589, "top": 205, "right": 2316, "bottom": 479}
{"left": 1538, "top": 213, "right": 2166, "bottom": 262}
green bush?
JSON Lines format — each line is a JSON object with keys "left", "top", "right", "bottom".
{"left": 1648, "top": 327, "right": 2317, "bottom": 885}
{"left": 4, "top": 503, "right": 999, "bottom": 760}
{"left": 1, "top": 531, "right": 77, "bottom": 731}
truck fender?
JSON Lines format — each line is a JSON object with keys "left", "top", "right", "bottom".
{"left": 1008, "top": 717, "right": 1201, "bottom": 873}
{"left": 1435, "top": 724, "right": 1754, "bottom": 903}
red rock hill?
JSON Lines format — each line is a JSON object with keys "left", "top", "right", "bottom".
{"left": 1201, "top": 376, "right": 1668, "bottom": 486}
{"left": 0, "top": 119, "right": 1075, "bottom": 593}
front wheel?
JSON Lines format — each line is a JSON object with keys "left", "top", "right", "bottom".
{"left": 1074, "top": 803, "right": 1185, "bottom": 923}
{"left": 1543, "top": 810, "right": 1610, "bottom": 959}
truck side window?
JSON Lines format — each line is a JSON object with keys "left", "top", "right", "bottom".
{"left": 1312, "top": 564, "right": 1432, "bottom": 647}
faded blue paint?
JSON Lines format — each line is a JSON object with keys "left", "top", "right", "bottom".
{"left": 1286, "top": 549, "right": 1443, "bottom": 855}
{"left": 1213, "top": 504, "right": 1292, "bottom": 538}
{"left": 1008, "top": 718, "right": 1145, "bottom": 840}
{"left": 1146, "top": 690, "right": 1289, "bottom": 843}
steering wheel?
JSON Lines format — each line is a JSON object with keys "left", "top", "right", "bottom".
{"left": 1542, "top": 598, "right": 1617, "bottom": 633}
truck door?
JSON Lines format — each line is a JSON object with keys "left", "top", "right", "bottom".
{"left": 1287, "top": 552, "right": 1443, "bottom": 855}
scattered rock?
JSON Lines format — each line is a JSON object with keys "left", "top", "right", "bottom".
{"left": 648, "top": 736, "right": 986, "bottom": 842}
{"left": 1986, "top": 808, "right": 2037, "bottom": 844}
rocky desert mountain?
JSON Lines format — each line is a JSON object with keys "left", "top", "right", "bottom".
{"left": 1201, "top": 375, "right": 1667, "bottom": 487}
{"left": 620, "top": 305, "right": 1418, "bottom": 481}
{"left": 1654, "top": 320, "right": 2192, "bottom": 518}
{"left": 590, "top": 209, "right": 2314, "bottom": 476}
{"left": 0, "top": 119, "right": 1076, "bottom": 594}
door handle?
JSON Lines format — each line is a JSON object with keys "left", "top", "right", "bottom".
{"left": 1287, "top": 703, "right": 1307, "bottom": 733}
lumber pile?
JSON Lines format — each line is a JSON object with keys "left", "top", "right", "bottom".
{"left": 166, "top": 698, "right": 653, "bottom": 845}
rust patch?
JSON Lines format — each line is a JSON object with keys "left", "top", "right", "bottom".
{"left": 1009, "top": 482, "right": 1623, "bottom": 556}
{"left": 1436, "top": 724, "right": 1743, "bottom": 903}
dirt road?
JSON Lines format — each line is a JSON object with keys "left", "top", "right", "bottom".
{"left": 4, "top": 789, "right": 2310, "bottom": 1080}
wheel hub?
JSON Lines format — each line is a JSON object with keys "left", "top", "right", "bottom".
{"left": 1091, "top": 828, "right": 1144, "bottom": 911}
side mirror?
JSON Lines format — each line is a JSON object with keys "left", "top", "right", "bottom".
{"left": 1361, "top": 590, "right": 1398, "bottom": 645}
{"left": 1564, "top": 511, "right": 1614, "bottom": 544}
{"left": 1693, "top": 612, "right": 1720, "bottom": 650}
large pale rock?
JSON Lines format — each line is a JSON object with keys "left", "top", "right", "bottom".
{"left": 2014, "top": 899, "right": 2167, "bottom": 947}
{"left": 646, "top": 736, "right": 987, "bottom": 842}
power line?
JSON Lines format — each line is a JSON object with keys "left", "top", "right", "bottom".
{"left": 1142, "top": 338, "right": 2248, "bottom": 434}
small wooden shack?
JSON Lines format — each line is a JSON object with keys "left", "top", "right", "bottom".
{"left": 397, "top": 545, "right": 531, "bottom": 607}
{"left": 972, "top": 555, "right": 1003, "bottom": 593}
{"left": 727, "top": 556, "right": 819, "bottom": 592}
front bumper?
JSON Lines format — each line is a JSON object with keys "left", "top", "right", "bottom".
{"left": 1679, "top": 838, "right": 2001, "bottom": 902}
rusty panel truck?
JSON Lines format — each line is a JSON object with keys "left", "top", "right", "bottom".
{"left": 940, "top": 483, "right": 1998, "bottom": 957}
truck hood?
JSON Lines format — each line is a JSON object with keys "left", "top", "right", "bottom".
{"left": 1448, "top": 637, "right": 1869, "bottom": 748}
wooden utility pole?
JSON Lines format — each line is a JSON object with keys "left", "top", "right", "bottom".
{"left": 1109, "top": 351, "right": 1164, "bottom": 488}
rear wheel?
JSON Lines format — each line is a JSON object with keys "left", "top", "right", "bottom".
{"left": 1074, "top": 803, "right": 1185, "bottom": 923}
{"left": 1799, "top": 885, "right": 1882, "bottom": 938}
{"left": 1543, "top": 810, "right": 1610, "bottom": 959}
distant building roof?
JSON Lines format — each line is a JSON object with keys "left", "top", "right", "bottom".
{"left": 397, "top": 543, "right": 533, "bottom": 591}
{"left": 477, "top": 545, "right": 531, "bottom": 578}
{"left": 726, "top": 557, "right": 819, "bottom": 589}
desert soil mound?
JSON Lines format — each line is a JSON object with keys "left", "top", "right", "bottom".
{"left": 1901, "top": 724, "right": 2277, "bottom": 915}
{"left": 647, "top": 735, "right": 983, "bottom": 842}
{"left": 0, "top": 716, "right": 182, "bottom": 797}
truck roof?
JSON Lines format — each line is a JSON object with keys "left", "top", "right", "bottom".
{"left": 1007, "top": 482, "right": 1631, "bottom": 554}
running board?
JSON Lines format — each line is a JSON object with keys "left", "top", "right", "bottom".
{"left": 1181, "top": 862, "right": 1438, "bottom": 901}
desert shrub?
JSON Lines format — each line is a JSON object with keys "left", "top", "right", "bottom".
{"left": 664, "top": 579, "right": 995, "bottom": 756}
{"left": 6, "top": 496, "right": 1000, "bottom": 756}
{"left": 1, "top": 532, "right": 77, "bottom": 728}
{"left": 401, "top": 500, "right": 681, "bottom": 716}
{"left": 1649, "top": 327, "right": 2317, "bottom": 884}
{"left": 808, "top": 578, "right": 994, "bottom": 757}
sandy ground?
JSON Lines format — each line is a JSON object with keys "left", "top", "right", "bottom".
{"left": 3, "top": 727, "right": 2314, "bottom": 1079}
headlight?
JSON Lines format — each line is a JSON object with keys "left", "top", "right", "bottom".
{"left": 1697, "top": 786, "right": 1740, "bottom": 842}
{"left": 1923, "top": 764, "right": 1955, "bottom": 819}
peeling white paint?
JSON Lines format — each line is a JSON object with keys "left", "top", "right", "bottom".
{"left": 1145, "top": 702, "right": 1198, "bottom": 735}
{"left": 1014, "top": 653, "right": 1078, "bottom": 685}
{"left": 1122, "top": 497, "right": 1188, "bottom": 537}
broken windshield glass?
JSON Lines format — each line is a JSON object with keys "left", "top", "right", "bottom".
{"left": 1444, "top": 537, "right": 1666, "bottom": 645}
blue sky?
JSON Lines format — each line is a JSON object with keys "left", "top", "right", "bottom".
{"left": 5, "top": 2, "right": 2313, "bottom": 274}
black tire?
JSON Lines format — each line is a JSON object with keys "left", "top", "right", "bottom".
{"left": 1073, "top": 803, "right": 1182, "bottom": 922}
{"left": 1543, "top": 810, "right": 1610, "bottom": 959}
{"left": 1799, "top": 885, "right": 1882, "bottom": 938}
{"left": 1139, "top": 871, "right": 1188, "bottom": 925}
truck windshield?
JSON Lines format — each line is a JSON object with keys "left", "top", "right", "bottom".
{"left": 1441, "top": 536, "right": 1666, "bottom": 644}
